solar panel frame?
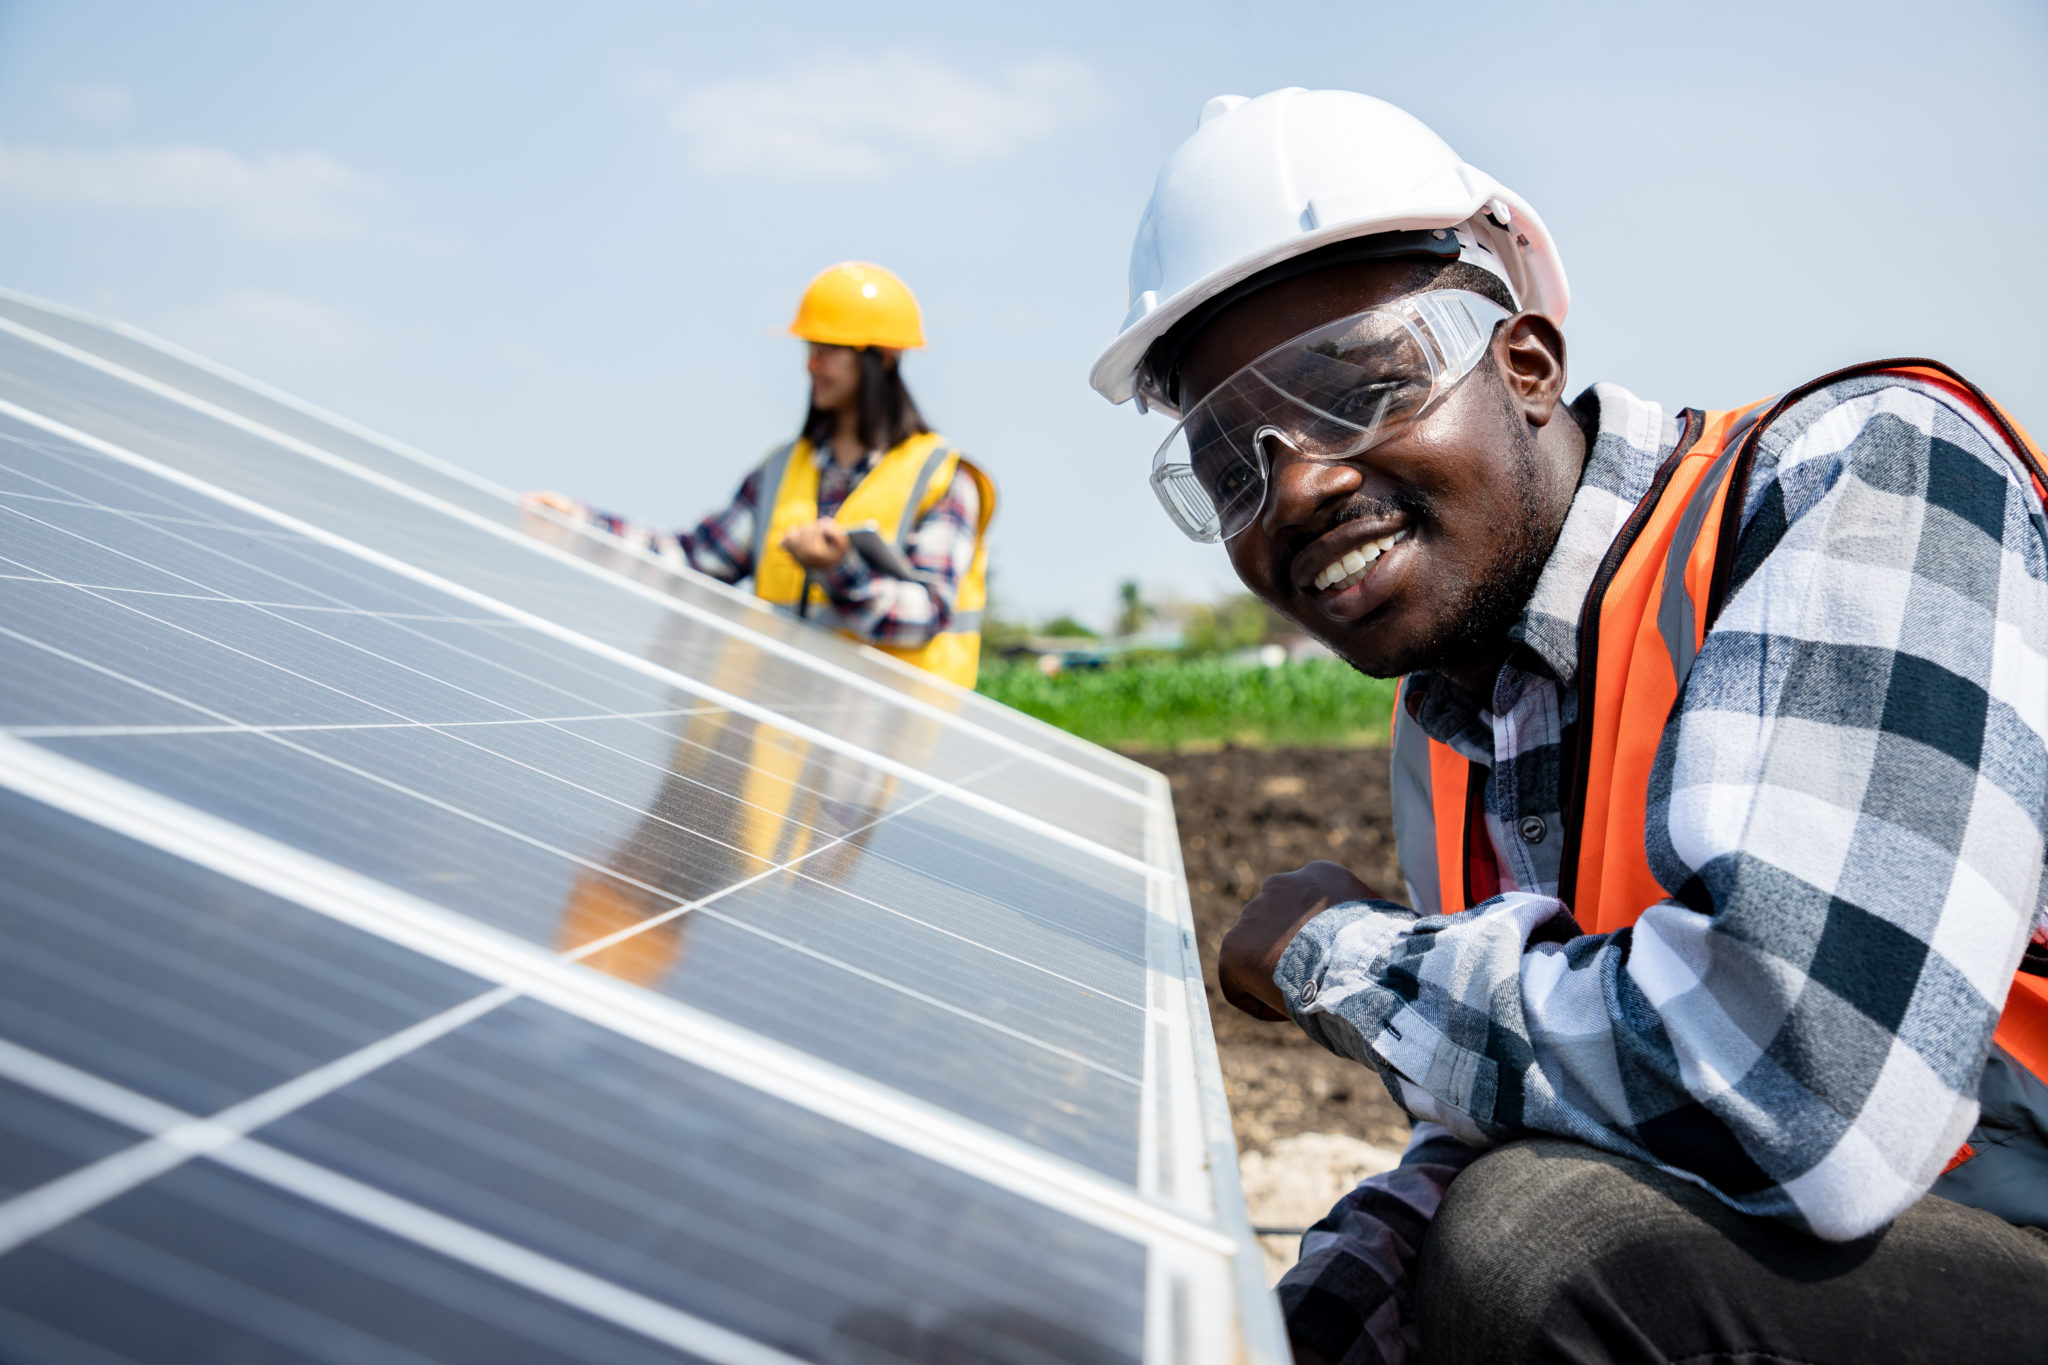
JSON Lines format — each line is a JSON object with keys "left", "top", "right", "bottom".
{"left": 0, "top": 292, "right": 1290, "bottom": 1365}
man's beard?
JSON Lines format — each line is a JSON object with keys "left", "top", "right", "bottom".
{"left": 1415, "top": 429, "right": 1557, "bottom": 677}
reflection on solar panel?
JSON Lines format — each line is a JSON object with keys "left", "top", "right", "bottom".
{"left": 0, "top": 288, "right": 1285, "bottom": 1364}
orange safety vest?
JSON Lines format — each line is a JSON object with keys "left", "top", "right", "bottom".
{"left": 751, "top": 432, "right": 995, "bottom": 688}
{"left": 1390, "top": 359, "right": 2048, "bottom": 1122}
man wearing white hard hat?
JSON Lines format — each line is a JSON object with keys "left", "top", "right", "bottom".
{"left": 1094, "top": 89, "right": 2048, "bottom": 1362}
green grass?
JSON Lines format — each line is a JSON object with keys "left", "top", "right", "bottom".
{"left": 976, "top": 656, "right": 1399, "bottom": 751}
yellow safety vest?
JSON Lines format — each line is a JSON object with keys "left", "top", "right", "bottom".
{"left": 751, "top": 431, "right": 995, "bottom": 688}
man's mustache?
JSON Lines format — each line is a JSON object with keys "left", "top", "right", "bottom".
{"left": 1279, "top": 488, "right": 1434, "bottom": 562}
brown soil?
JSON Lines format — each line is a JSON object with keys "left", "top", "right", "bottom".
{"left": 1134, "top": 747, "right": 1413, "bottom": 1154}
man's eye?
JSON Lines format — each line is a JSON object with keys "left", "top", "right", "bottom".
{"left": 1205, "top": 462, "right": 1255, "bottom": 501}
{"left": 1329, "top": 378, "right": 1415, "bottom": 421}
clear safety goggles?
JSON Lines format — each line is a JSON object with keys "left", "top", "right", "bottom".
{"left": 1148, "top": 289, "right": 1512, "bottom": 543}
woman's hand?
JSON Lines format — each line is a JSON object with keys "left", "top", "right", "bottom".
{"left": 1218, "top": 860, "right": 1378, "bottom": 1020}
{"left": 782, "top": 517, "right": 851, "bottom": 570}
{"left": 522, "top": 490, "right": 587, "bottom": 519}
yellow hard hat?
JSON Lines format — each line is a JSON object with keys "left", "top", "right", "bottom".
{"left": 789, "top": 261, "right": 925, "bottom": 350}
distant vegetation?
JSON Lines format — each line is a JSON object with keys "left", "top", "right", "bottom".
{"left": 976, "top": 581, "right": 1397, "bottom": 751}
{"left": 977, "top": 655, "right": 1397, "bottom": 751}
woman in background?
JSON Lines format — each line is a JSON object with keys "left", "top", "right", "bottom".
{"left": 527, "top": 261, "right": 995, "bottom": 687}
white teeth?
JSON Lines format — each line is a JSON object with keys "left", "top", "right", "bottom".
{"left": 1313, "top": 528, "right": 1410, "bottom": 592}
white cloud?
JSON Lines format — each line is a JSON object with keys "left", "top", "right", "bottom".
{"left": 159, "top": 291, "right": 371, "bottom": 366}
{"left": 55, "top": 82, "right": 134, "bottom": 127}
{"left": 637, "top": 52, "right": 1103, "bottom": 179}
{"left": 0, "top": 141, "right": 384, "bottom": 242}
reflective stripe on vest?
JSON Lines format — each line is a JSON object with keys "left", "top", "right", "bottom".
{"left": 1390, "top": 358, "right": 2048, "bottom": 1105}
{"left": 749, "top": 431, "right": 996, "bottom": 688}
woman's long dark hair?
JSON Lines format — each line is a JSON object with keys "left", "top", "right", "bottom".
{"left": 802, "top": 347, "right": 929, "bottom": 453}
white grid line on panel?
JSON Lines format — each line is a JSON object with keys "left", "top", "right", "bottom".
{"left": 690, "top": 904, "right": 1142, "bottom": 1086}
{"left": 0, "top": 309, "right": 1161, "bottom": 811}
{"left": 0, "top": 736, "right": 1235, "bottom": 1258}
{"left": 0, "top": 436, "right": 323, "bottom": 547}
{"left": 5, "top": 710, "right": 717, "bottom": 739}
{"left": 0, "top": 395, "right": 1166, "bottom": 882}
{"left": 1, "top": 616, "right": 1109, "bottom": 1075}
{"left": 0, "top": 1039, "right": 806, "bottom": 1365}
{"left": 778, "top": 867, "right": 1148, "bottom": 1010}
{"left": 0, "top": 992, "right": 514, "bottom": 1256}
{"left": 0, "top": 434, "right": 506, "bottom": 621}
{"left": 0, "top": 574, "right": 518, "bottom": 625}
{"left": 549, "top": 781, "right": 953, "bottom": 967}
{"left": 0, "top": 491, "right": 317, "bottom": 542}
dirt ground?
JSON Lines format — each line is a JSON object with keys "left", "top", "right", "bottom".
{"left": 1135, "top": 746, "right": 1414, "bottom": 1276}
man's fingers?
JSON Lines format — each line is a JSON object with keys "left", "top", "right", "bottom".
{"left": 1215, "top": 858, "right": 1379, "bottom": 1024}
{"left": 1217, "top": 915, "right": 1292, "bottom": 1019}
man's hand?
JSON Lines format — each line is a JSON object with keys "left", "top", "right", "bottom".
{"left": 1218, "top": 860, "right": 1377, "bottom": 1020}
{"left": 782, "top": 517, "right": 851, "bottom": 570}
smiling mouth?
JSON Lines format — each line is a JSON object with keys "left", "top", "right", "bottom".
{"left": 1311, "top": 527, "right": 1412, "bottom": 593}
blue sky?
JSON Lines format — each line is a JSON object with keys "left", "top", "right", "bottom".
{"left": 1, "top": 0, "right": 2042, "bottom": 625}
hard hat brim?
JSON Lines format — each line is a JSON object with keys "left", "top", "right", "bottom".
{"left": 791, "top": 323, "right": 926, "bottom": 349}
{"left": 1090, "top": 184, "right": 1567, "bottom": 406}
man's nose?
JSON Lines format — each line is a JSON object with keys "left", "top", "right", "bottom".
{"left": 1260, "top": 439, "right": 1357, "bottom": 535}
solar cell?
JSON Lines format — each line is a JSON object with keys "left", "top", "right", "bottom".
{"left": 0, "top": 293, "right": 1284, "bottom": 1363}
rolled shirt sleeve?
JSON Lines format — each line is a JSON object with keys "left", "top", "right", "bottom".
{"left": 585, "top": 467, "right": 761, "bottom": 585}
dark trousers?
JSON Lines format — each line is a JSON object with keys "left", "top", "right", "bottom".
{"left": 1416, "top": 1139, "right": 2048, "bottom": 1364}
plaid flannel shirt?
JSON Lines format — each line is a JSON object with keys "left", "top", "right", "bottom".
{"left": 1276, "top": 376, "right": 2048, "bottom": 1365}
{"left": 585, "top": 443, "right": 981, "bottom": 647}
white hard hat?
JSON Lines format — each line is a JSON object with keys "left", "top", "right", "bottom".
{"left": 1090, "top": 88, "right": 1569, "bottom": 407}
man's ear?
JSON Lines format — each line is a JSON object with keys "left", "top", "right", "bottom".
{"left": 1495, "top": 314, "right": 1569, "bottom": 428}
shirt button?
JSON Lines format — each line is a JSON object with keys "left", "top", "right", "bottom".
{"left": 1298, "top": 977, "right": 1321, "bottom": 1005}
{"left": 1518, "top": 814, "right": 1548, "bottom": 844}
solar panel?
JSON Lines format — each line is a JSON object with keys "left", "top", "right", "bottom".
{"left": 0, "top": 289, "right": 1283, "bottom": 1364}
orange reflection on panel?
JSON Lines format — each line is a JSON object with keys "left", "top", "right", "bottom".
{"left": 555, "top": 869, "right": 686, "bottom": 988}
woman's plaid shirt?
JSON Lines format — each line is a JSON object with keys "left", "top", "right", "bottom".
{"left": 582, "top": 443, "right": 980, "bottom": 646}
{"left": 1274, "top": 374, "right": 2048, "bottom": 1365}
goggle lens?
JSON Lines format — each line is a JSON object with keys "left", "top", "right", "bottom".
{"left": 1147, "top": 290, "right": 1509, "bottom": 542}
